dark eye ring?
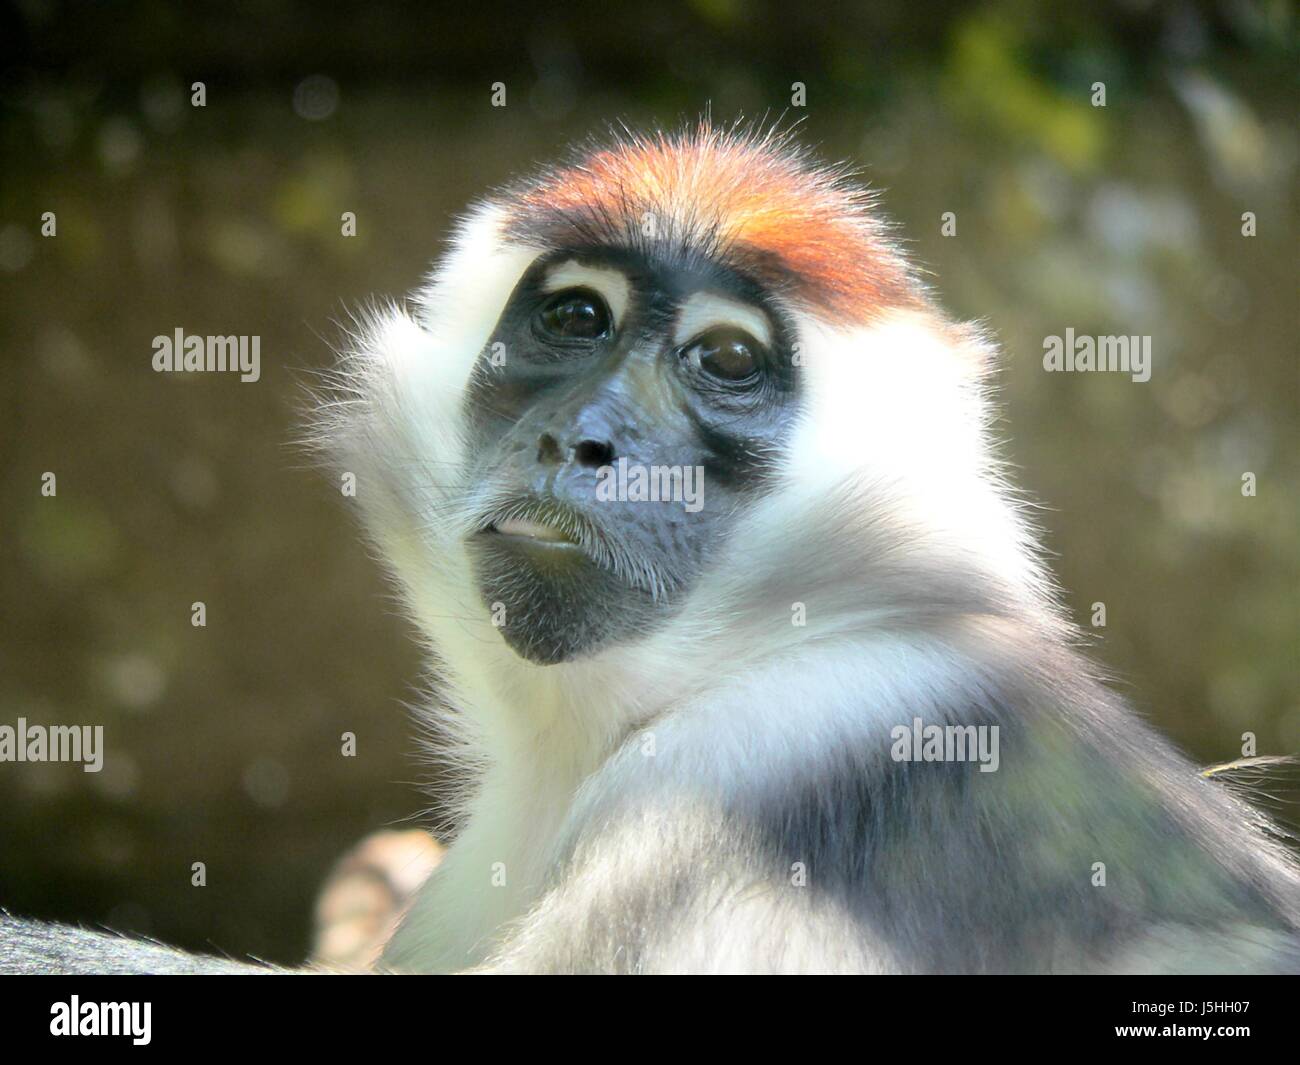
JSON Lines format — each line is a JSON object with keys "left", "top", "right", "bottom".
{"left": 682, "top": 328, "right": 762, "bottom": 383}
{"left": 537, "top": 288, "right": 612, "bottom": 341}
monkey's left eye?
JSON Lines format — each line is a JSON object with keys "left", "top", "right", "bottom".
{"left": 537, "top": 289, "right": 611, "bottom": 340}
{"left": 682, "top": 328, "right": 761, "bottom": 383}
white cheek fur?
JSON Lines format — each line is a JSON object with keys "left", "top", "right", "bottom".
{"left": 779, "top": 309, "right": 1047, "bottom": 603}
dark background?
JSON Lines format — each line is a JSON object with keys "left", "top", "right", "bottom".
{"left": 1, "top": 0, "right": 1296, "bottom": 965}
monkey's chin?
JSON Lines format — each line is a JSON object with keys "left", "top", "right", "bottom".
{"left": 468, "top": 529, "right": 655, "bottom": 665}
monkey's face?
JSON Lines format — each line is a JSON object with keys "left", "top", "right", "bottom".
{"left": 332, "top": 127, "right": 990, "bottom": 689}
{"left": 461, "top": 248, "right": 801, "bottom": 664}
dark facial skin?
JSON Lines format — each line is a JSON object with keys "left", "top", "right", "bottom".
{"left": 462, "top": 247, "right": 801, "bottom": 664}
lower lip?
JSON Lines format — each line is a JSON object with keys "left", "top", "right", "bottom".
{"left": 489, "top": 530, "right": 580, "bottom": 549}
{"left": 480, "top": 524, "right": 582, "bottom": 551}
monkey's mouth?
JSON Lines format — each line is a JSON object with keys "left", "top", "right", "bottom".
{"left": 486, "top": 516, "right": 581, "bottom": 547}
{"left": 467, "top": 495, "right": 667, "bottom": 663}
{"left": 472, "top": 497, "right": 597, "bottom": 555}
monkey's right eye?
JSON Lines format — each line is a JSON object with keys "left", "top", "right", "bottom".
{"left": 537, "top": 289, "right": 611, "bottom": 341}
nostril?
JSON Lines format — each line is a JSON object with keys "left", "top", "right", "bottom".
{"left": 536, "top": 432, "right": 564, "bottom": 465}
{"left": 573, "top": 439, "right": 616, "bottom": 469}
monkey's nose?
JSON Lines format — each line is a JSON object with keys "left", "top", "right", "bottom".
{"left": 536, "top": 432, "right": 615, "bottom": 469}
{"left": 572, "top": 438, "right": 615, "bottom": 468}
{"left": 536, "top": 432, "right": 564, "bottom": 465}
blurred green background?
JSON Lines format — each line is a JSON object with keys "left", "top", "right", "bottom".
{"left": 1, "top": 0, "right": 1296, "bottom": 965}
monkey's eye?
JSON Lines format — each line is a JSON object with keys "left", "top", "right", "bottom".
{"left": 537, "top": 288, "right": 611, "bottom": 341}
{"left": 683, "top": 328, "right": 761, "bottom": 383}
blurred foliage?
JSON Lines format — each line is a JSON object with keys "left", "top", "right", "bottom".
{"left": 0, "top": 0, "right": 1296, "bottom": 964}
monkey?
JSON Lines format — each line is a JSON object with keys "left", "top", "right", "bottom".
{"left": 2, "top": 120, "right": 1297, "bottom": 975}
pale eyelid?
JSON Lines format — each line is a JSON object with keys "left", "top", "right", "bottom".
{"left": 540, "top": 262, "right": 631, "bottom": 331}
{"left": 673, "top": 293, "right": 773, "bottom": 349}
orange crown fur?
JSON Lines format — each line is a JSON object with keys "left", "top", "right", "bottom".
{"left": 500, "top": 121, "right": 923, "bottom": 324}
